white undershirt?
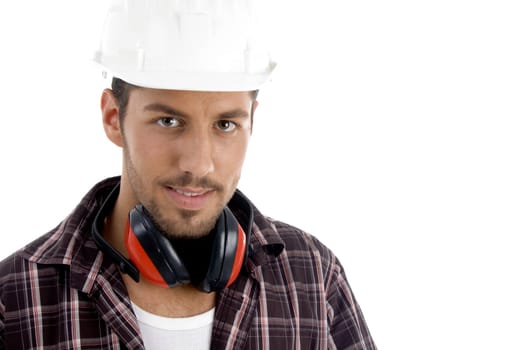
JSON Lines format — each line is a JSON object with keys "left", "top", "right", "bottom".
{"left": 132, "top": 302, "right": 215, "bottom": 349}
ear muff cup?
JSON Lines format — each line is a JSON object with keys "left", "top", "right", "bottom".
{"left": 199, "top": 207, "right": 246, "bottom": 292}
{"left": 125, "top": 204, "right": 246, "bottom": 292}
{"left": 125, "top": 204, "right": 190, "bottom": 288}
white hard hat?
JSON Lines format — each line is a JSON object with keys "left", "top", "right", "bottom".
{"left": 93, "top": 0, "right": 276, "bottom": 91}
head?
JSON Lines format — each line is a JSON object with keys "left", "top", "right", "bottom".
{"left": 95, "top": 0, "right": 273, "bottom": 241}
{"left": 101, "top": 78, "right": 259, "bottom": 239}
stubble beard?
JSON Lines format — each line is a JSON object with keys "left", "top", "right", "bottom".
{"left": 123, "top": 146, "right": 238, "bottom": 239}
{"left": 145, "top": 195, "right": 222, "bottom": 239}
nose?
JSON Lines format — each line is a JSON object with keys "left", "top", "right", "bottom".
{"left": 177, "top": 129, "right": 215, "bottom": 178}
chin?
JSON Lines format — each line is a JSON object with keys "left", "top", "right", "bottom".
{"left": 159, "top": 208, "right": 222, "bottom": 239}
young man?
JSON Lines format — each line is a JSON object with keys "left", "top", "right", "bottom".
{"left": 0, "top": 1, "right": 376, "bottom": 349}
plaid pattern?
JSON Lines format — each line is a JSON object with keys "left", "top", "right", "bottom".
{"left": 0, "top": 177, "right": 376, "bottom": 349}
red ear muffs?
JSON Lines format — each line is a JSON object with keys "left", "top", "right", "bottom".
{"left": 92, "top": 184, "right": 252, "bottom": 292}
{"left": 125, "top": 204, "right": 246, "bottom": 292}
{"left": 124, "top": 206, "right": 190, "bottom": 288}
{"left": 198, "top": 207, "right": 246, "bottom": 292}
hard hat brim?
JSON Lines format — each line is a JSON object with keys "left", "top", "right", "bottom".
{"left": 94, "top": 61, "right": 277, "bottom": 92}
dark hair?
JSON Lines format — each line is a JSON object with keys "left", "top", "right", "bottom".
{"left": 111, "top": 77, "right": 258, "bottom": 121}
{"left": 111, "top": 78, "right": 138, "bottom": 122}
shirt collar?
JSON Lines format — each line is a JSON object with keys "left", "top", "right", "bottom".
{"left": 19, "top": 177, "right": 284, "bottom": 292}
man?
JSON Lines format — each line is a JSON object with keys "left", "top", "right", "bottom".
{"left": 0, "top": 1, "right": 376, "bottom": 349}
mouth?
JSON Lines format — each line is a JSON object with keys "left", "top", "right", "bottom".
{"left": 173, "top": 188, "right": 209, "bottom": 197}
{"left": 165, "top": 186, "right": 216, "bottom": 211}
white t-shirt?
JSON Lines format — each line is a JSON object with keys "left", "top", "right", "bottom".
{"left": 132, "top": 302, "right": 215, "bottom": 349}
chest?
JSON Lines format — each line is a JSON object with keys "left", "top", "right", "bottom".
{"left": 2, "top": 264, "right": 329, "bottom": 350}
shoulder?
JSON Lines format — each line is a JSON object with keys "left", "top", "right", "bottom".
{"left": 0, "top": 177, "right": 120, "bottom": 294}
{"left": 0, "top": 229, "right": 57, "bottom": 277}
{"left": 0, "top": 234, "right": 66, "bottom": 297}
{"left": 254, "top": 215, "right": 346, "bottom": 287}
{"left": 268, "top": 218, "right": 336, "bottom": 261}
{"left": 259, "top": 219, "right": 376, "bottom": 348}
{"left": 0, "top": 248, "right": 64, "bottom": 322}
{"left": 0, "top": 251, "right": 24, "bottom": 284}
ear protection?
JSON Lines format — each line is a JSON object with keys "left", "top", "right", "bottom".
{"left": 92, "top": 183, "right": 252, "bottom": 292}
{"left": 125, "top": 204, "right": 246, "bottom": 291}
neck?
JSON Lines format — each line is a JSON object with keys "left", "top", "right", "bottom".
{"left": 122, "top": 274, "right": 216, "bottom": 317}
{"left": 102, "top": 181, "right": 217, "bottom": 318}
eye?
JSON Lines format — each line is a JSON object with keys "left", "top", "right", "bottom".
{"left": 216, "top": 120, "right": 237, "bottom": 132}
{"left": 157, "top": 117, "right": 180, "bottom": 128}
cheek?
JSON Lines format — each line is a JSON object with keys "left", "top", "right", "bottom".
{"left": 218, "top": 135, "right": 250, "bottom": 174}
{"left": 208, "top": 132, "right": 245, "bottom": 166}
{"left": 125, "top": 130, "right": 170, "bottom": 170}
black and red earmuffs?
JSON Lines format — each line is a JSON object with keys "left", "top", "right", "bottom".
{"left": 92, "top": 183, "right": 253, "bottom": 292}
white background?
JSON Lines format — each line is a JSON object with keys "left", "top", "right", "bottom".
{"left": 1, "top": 1, "right": 525, "bottom": 349}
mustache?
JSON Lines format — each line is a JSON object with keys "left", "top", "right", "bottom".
{"left": 163, "top": 173, "right": 224, "bottom": 192}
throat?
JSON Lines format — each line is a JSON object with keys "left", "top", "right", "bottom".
{"left": 122, "top": 232, "right": 218, "bottom": 317}
{"left": 124, "top": 276, "right": 217, "bottom": 317}
{"left": 169, "top": 232, "right": 215, "bottom": 286}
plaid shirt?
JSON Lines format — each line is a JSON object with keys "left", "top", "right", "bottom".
{"left": 0, "top": 177, "right": 376, "bottom": 349}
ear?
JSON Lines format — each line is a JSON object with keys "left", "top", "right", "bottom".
{"left": 101, "top": 88, "right": 124, "bottom": 147}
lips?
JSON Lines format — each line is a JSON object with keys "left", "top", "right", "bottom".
{"left": 174, "top": 188, "right": 208, "bottom": 197}
{"left": 165, "top": 186, "right": 215, "bottom": 211}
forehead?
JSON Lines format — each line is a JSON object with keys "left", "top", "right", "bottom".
{"left": 128, "top": 88, "right": 253, "bottom": 114}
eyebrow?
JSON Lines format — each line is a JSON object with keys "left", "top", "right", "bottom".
{"left": 143, "top": 103, "right": 189, "bottom": 118}
{"left": 217, "top": 109, "right": 250, "bottom": 120}
{"left": 143, "top": 103, "right": 250, "bottom": 119}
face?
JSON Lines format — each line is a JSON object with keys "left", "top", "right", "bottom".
{"left": 111, "top": 88, "right": 255, "bottom": 239}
